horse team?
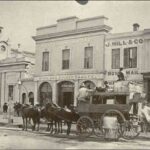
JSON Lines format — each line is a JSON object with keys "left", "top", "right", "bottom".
{"left": 14, "top": 103, "right": 80, "bottom": 135}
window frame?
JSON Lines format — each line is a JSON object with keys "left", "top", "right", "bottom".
{"left": 62, "top": 49, "right": 70, "bottom": 70}
{"left": 112, "top": 48, "right": 120, "bottom": 69}
{"left": 42, "top": 51, "right": 49, "bottom": 71}
{"left": 124, "top": 47, "right": 137, "bottom": 68}
{"left": 84, "top": 46, "right": 93, "bottom": 69}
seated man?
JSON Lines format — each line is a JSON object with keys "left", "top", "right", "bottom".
{"left": 64, "top": 105, "right": 71, "bottom": 112}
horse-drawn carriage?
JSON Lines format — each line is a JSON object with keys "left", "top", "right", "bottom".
{"left": 16, "top": 81, "right": 148, "bottom": 141}
{"left": 76, "top": 91, "right": 141, "bottom": 140}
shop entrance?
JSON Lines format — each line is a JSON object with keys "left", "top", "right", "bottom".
{"left": 58, "top": 81, "right": 74, "bottom": 108}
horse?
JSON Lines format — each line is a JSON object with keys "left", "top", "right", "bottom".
{"left": 14, "top": 102, "right": 22, "bottom": 116}
{"left": 20, "top": 104, "right": 41, "bottom": 131}
{"left": 41, "top": 103, "right": 62, "bottom": 134}
{"left": 45, "top": 103, "right": 80, "bottom": 135}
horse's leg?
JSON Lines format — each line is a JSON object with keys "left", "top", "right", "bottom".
{"left": 25, "top": 118, "right": 27, "bottom": 131}
{"left": 50, "top": 121, "right": 54, "bottom": 134}
{"left": 37, "top": 118, "right": 40, "bottom": 131}
{"left": 61, "top": 120, "right": 63, "bottom": 133}
{"left": 22, "top": 118, "right": 25, "bottom": 130}
{"left": 54, "top": 121, "right": 57, "bottom": 134}
{"left": 32, "top": 118, "right": 36, "bottom": 131}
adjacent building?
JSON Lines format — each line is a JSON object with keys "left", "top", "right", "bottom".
{"left": 0, "top": 27, "right": 35, "bottom": 107}
{"left": 33, "top": 16, "right": 150, "bottom": 106}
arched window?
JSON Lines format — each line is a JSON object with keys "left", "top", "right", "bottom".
{"left": 39, "top": 82, "right": 52, "bottom": 106}
{"left": 22, "top": 93, "right": 26, "bottom": 104}
{"left": 28, "top": 92, "right": 34, "bottom": 105}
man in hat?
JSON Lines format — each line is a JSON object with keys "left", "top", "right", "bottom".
{"left": 117, "top": 67, "right": 125, "bottom": 81}
{"left": 77, "top": 83, "right": 95, "bottom": 105}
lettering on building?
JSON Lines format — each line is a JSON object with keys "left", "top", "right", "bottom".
{"left": 105, "top": 39, "right": 144, "bottom": 47}
{"left": 107, "top": 70, "right": 139, "bottom": 76}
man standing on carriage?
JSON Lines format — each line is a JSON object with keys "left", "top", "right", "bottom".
{"left": 77, "top": 83, "right": 95, "bottom": 105}
{"left": 117, "top": 67, "right": 126, "bottom": 81}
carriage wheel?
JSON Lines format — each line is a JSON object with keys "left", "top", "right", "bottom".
{"left": 93, "top": 117, "right": 104, "bottom": 137}
{"left": 101, "top": 109, "right": 126, "bottom": 139}
{"left": 122, "top": 120, "right": 140, "bottom": 140}
{"left": 76, "top": 116, "right": 94, "bottom": 138}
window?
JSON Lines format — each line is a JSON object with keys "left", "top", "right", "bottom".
{"left": 62, "top": 49, "right": 70, "bottom": 69}
{"left": 112, "top": 49, "right": 120, "bottom": 69}
{"left": 42, "top": 52, "right": 49, "bottom": 71}
{"left": 124, "top": 47, "right": 137, "bottom": 68}
{"left": 8, "top": 85, "right": 13, "bottom": 100}
{"left": 84, "top": 47, "right": 93, "bottom": 69}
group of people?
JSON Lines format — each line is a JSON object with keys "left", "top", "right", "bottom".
{"left": 77, "top": 67, "right": 125, "bottom": 105}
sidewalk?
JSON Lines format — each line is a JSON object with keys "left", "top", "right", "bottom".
{"left": 0, "top": 113, "right": 77, "bottom": 133}
{"left": 0, "top": 113, "right": 22, "bottom": 128}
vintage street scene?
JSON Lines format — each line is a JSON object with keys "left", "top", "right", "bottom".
{"left": 1, "top": 0, "right": 150, "bottom": 149}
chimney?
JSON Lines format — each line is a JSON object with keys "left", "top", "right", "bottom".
{"left": 133, "top": 23, "right": 140, "bottom": 31}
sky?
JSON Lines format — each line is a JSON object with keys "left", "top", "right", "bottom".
{"left": 0, "top": 1, "right": 150, "bottom": 52}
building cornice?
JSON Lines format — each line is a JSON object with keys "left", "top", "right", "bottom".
{"left": 0, "top": 61, "right": 31, "bottom": 67}
{"left": 106, "top": 30, "right": 144, "bottom": 40}
{"left": 32, "top": 25, "right": 112, "bottom": 41}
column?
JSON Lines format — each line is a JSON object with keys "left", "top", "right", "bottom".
{"left": 1, "top": 72, "right": 5, "bottom": 107}
{"left": 52, "top": 81, "right": 57, "bottom": 104}
{"left": 74, "top": 80, "right": 79, "bottom": 106}
{"left": 34, "top": 81, "right": 38, "bottom": 105}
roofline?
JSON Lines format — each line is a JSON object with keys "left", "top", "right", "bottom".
{"left": 37, "top": 24, "right": 57, "bottom": 30}
{"left": 77, "top": 15, "right": 108, "bottom": 23}
{"left": 106, "top": 30, "right": 144, "bottom": 40}
{"left": 0, "top": 60, "right": 34, "bottom": 66}
{"left": 33, "top": 25, "right": 112, "bottom": 41}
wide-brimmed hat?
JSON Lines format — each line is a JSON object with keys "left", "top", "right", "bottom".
{"left": 80, "top": 83, "right": 85, "bottom": 88}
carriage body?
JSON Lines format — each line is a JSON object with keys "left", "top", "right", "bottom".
{"left": 76, "top": 91, "right": 140, "bottom": 140}
{"left": 77, "top": 91, "right": 130, "bottom": 116}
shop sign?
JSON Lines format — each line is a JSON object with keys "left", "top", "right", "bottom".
{"left": 34, "top": 74, "right": 103, "bottom": 81}
{"left": 107, "top": 70, "right": 139, "bottom": 76}
{"left": 105, "top": 38, "right": 144, "bottom": 47}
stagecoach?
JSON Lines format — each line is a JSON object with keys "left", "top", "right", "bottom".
{"left": 76, "top": 90, "right": 141, "bottom": 140}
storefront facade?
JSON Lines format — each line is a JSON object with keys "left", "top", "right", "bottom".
{"left": 105, "top": 26, "right": 150, "bottom": 102}
{"left": 33, "top": 16, "right": 112, "bottom": 106}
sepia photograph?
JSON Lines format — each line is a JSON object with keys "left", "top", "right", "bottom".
{"left": 0, "top": 0, "right": 150, "bottom": 149}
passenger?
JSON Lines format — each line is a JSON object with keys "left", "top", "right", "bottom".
{"left": 77, "top": 83, "right": 95, "bottom": 105}
{"left": 104, "top": 81, "right": 109, "bottom": 92}
{"left": 117, "top": 67, "right": 125, "bottom": 81}
{"left": 64, "top": 105, "right": 71, "bottom": 112}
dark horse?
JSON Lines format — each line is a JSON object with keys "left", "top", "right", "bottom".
{"left": 44, "top": 103, "right": 80, "bottom": 135}
{"left": 20, "top": 104, "right": 41, "bottom": 131}
{"left": 41, "top": 103, "right": 62, "bottom": 134}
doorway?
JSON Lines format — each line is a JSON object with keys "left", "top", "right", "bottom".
{"left": 58, "top": 81, "right": 74, "bottom": 108}
{"left": 28, "top": 92, "right": 34, "bottom": 105}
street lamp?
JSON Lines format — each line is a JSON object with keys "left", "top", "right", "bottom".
{"left": 75, "top": 0, "right": 88, "bottom": 5}
{"left": 18, "top": 80, "right": 28, "bottom": 104}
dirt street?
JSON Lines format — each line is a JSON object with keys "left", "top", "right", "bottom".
{"left": 0, "top": 127, "right": 150, "bottom": 149}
